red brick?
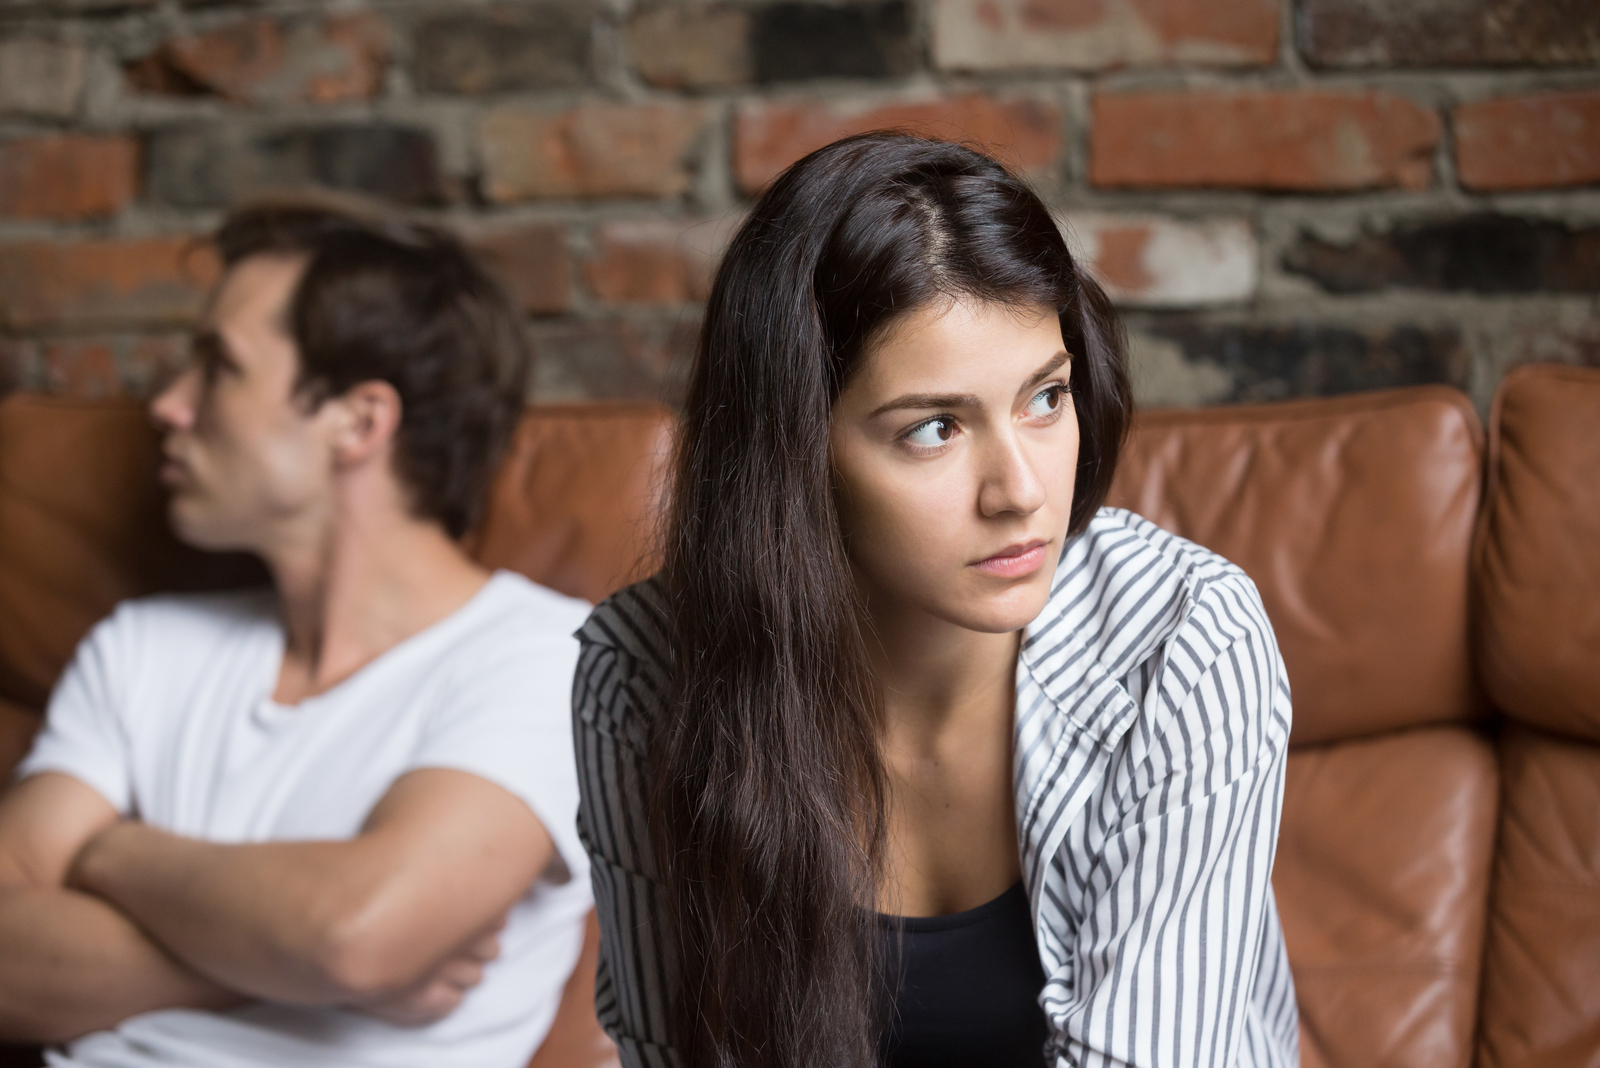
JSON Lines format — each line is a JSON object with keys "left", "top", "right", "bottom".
{"left": 1092, "top": 90, "right": 1440, "bottom": 191}
{"left": 585, "top": 217, "right": 738, "bottom": 305}
{"left": 480, "top": 102, "right": 710, "bottom": 202}
{"left": 0, "top": 135, "right": 138, "bottom": 221}
{"left": 933, "top": 0, "right": 1278, "bottom": 71}
{"left": 1455, "top": 90, "right": 1600, "bottom": 192}
{"left": 470, "top": 224, "right": 572, "bottom": 315}
{"left": 1063, "top": 213, "right": 1256, "bottom": 306}
{"left": 0, "top": 237, "right": 218, "bottom": 332}
{"left": 129, "top": 12, "right": 389, "bottom": 105}
{"left": 734, "top": 94, "right": 1062, "bottom": 194}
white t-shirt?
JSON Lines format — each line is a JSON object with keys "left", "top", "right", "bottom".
{"left": 17, "top": 570, "right": 594, "bottom": 1068}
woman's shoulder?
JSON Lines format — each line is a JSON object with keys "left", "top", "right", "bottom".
{"left": 574, "top": 574, "right": 673, "bottom": 746}
{"left": 1035, "top": 507, "right": 1272, "bottom": 679}
{"left": 577, "top": 573, "right": 672, "bottom": 663}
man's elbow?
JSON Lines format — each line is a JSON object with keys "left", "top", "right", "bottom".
{"left": 309, "top": 903, "right": 434, "bottom": 1000}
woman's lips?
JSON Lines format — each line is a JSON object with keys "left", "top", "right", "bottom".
{"left": 972, "top": 540, "right": 1049, "bottom": 579}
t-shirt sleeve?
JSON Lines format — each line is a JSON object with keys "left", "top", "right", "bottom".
{"left": 407, "top": 620, "right": 589, "bottom": 888}
{"left": 15, "top": 606, "right": 136, "bottom": 814}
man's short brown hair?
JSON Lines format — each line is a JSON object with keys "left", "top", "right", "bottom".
{"left": 213, "top": 200, "right": 532, "bottom": 539}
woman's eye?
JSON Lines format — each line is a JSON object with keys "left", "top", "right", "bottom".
{"left": 903, "top": 417, "right": 956, "bottom": 448}
{"left": 1026, "top": 385, "right": 1065, "bottom": 418}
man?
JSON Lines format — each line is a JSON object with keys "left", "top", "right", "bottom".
{"left": 0, "top": 202, "right": 592, "bottom": 1067}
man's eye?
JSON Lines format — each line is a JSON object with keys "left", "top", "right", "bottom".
{"left": 1026, "top": 385, "right": 1065, "bottom": 418}
{"left": 904, "top": 417, "right": 956, "bottom": 448}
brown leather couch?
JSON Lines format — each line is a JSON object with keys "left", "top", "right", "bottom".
{"left": 1, "top": 363, "right": 1596, "bottom": 1068}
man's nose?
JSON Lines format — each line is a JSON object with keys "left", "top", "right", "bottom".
{"left": 149, "top": 364, "right": 200, "bottom": 432}
{"left": 977, "top": 432, "right": 1047, "bottom": 518}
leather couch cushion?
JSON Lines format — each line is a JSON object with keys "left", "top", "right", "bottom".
{"left": 471, "top": 404, "right": 672, "bottom": 605}
{"left": 1108, "top": 386, "right": 1485, "bottom": 746}
{"left": 0, "top": 396, "right": 260, "bottom": 712}
{"left": 1273, "top": 726, "right": 1497, "bottom": 1068}
{"left": 1477, "top": 724, "right": 1600, "bottom": 1068}
{"left": 1474, "top": 364, "right": 1600, "bottom": 743}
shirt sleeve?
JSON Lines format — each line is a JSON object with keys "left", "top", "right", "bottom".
{"left": 1044, "top": 575, "right": 1298, "bottom": 1068}
{"left": 407, "top": 624, "right": 589, "bottom": 887}
{"left": 573, "top": 636, "right": 682, "bottom": 1068}
{"left": 15, "top": 606, "right": 136, "bottom": 814}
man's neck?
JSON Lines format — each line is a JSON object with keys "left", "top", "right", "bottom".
{"left": 264, "top": 501, "right": 490, "bottom": 706}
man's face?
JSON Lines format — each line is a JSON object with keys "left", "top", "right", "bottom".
{"left": 150, "top": 254, "right": 340, "bottom": 552}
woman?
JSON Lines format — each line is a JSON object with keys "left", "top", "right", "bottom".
{"left": 573, "top": 133, "right": 1298, "bottom": 1068}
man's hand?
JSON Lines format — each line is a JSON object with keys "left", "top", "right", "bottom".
{"left": 358, "top": 920, "right": 505, "bottom": 1027}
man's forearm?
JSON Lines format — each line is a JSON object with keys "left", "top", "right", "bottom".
{"left": 69, "top": 823, "right": 413, "bottom": 1006}
{"left": 0, "top": 885, "right": 242, "bottom": 1044}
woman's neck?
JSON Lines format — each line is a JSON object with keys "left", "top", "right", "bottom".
{"left": 865, "top": 601, "right": 1022, "bottom": 746}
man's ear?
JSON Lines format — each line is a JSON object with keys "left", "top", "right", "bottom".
{"left": 330, "top": 380, "right": 403, "bottom": 469}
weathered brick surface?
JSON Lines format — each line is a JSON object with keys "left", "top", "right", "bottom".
{"left": 0, "top": 39, "right": 86, "bottom": 118}
{"left": 412, "top": 4, "right": 594, "bottom": 94}
{"left": 0, "top": 237, "right": 217, "bottom": 332}
{"left": 1284, "top": 215, "right": 1600, "bottom": 294}
{"left": 1299, "top": 0, "right": 1600, "bottom": 68}
{"left": 479, "top": 102, "right": 709, "bottom": 202}
{"left": 0, "top": 0, "right": 1594, "bottom": 415}
{"left": 584, "top": 217, "right": 741, "bottom": 305}
{"left": 470, "top": 224, "right": 572, "bottom": 315}
{"left": 1454, "top": 90, "right": 1600, "bottom": 191}
{"left": 529, "top": 317, "right": 698, "bottom": 403}
{"left": 1129, "top": 318, "right": 1468, "bottom": 404}
{"left": 1063, "top": 214, "right": 1256, "bottom": 306}
{"left": 126, "top": 13, "right": 389, "bottom": 105}
{"left": 933, "top": 0, "right": 1278, "bottom": 71}
{"left": 146, "top": 125, "right": 443, "bottom": 208}
{"left": 0, "top": 135, "right": 138, "bottom": 221}
{"left": 752, "top": 2, "right": 916, "bottom": 82}
{"left": 735, "top": 94, "right": 1062, "bottom": 193}
{"left": 1092, "top": 90, "right": 1440, "bottom": 190}
{"left": 629, "top": 4, "right": 753, "bottom": 89}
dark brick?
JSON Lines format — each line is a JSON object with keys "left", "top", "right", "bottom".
{"left": 1299, "top": 0, "right": 1600, "bottom": 68}
{"left": 412, "top": 4, "right": 593, "bottom": 94}
{"left": 750, "top": 1, "right": 915, "bottom": 83}
{"left": 529, "top": 317, "right": 698, "bottom": 404}
{"left": 146, "top": 124, "right": 443, "bottom": 208}
{"left": 1137, "top": 318, "right": 1467, "bottom": 403}
{"left": 1284, "top": 215, "right": 1600, "bottom": 295}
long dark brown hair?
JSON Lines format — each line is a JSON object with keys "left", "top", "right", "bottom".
{"left": 654, "top": 133, "right": 1130, "bottom": 1068}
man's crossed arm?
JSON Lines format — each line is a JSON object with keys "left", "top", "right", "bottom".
{"left": 0, "top": 767, "right": 555, "bottom": 1043}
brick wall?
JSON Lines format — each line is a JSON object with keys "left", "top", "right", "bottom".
{"left": 0, "top": 0, "right": 1596, "bottom": 411}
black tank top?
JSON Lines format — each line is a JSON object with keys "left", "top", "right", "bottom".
{"left": 877, "top": 880, "right": 1049, "bottom": 1068}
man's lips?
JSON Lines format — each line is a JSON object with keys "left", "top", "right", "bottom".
{"left": 158, "top": 453, "right": 189, "bottom": 486}
{"left": 971, "top": 539, "right": 1050, "bottom": 579}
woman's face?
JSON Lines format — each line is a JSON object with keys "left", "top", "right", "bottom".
{"left": 831, "top": 297, "right": 1079, "bottom": 636}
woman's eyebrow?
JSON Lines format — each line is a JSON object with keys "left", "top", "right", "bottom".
{"left": 1018, "top": 351, "right": 1072, "bottom": 396}
{"left": 867, "top": 391, "right": 982, "bottom": 419}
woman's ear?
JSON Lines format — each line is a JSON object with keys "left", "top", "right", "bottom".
{"left": 329, "top": 380, "right": 403, "bottom": 469}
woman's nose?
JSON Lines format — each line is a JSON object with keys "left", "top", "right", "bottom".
{"left": 977, "top": 433, "right": 1047, "bottom": 518}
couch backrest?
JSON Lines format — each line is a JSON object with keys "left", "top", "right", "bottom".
{"left": 1106, "top": 386, "right": 1495, "bottom": 1068}
{"left": 1472, "top": 364, "right": 1600, "bottom": 1068}
{"left": 1105, "top": 385, "right": 1486, "bottom": 747}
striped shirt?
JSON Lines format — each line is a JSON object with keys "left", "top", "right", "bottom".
{"left": 572, "top": 507, "right": 1299, "bottom": 1068}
